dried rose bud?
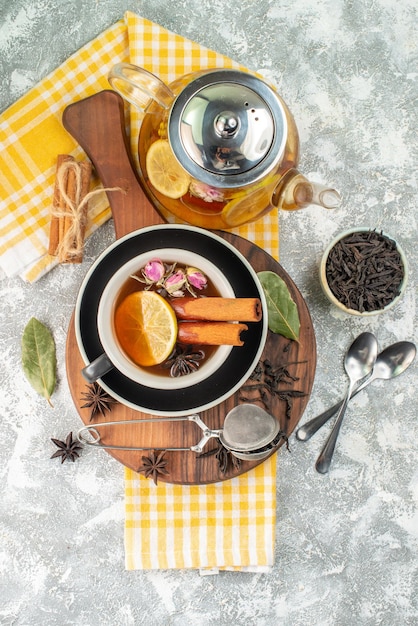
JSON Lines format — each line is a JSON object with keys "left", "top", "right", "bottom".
{"left": 143, "top": 258, "right": 165, "bottom": 283}
{"left": 189, "top": 181, "right": 225, "bottom": 203}
{"left": 186, "top": 267, "right": 207, "bottom": 290}
{"left": 164, "top": 269, "right": 186, "bottom": 295}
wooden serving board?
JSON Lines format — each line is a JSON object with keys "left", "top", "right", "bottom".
{"left": 63, "top": 91, "right": 316, "bottom": 484}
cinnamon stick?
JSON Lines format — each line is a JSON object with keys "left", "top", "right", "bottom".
{"left": 48, "top": 154, "right": 74, "bottom": 255}
{"left": 59, "top": 164, "right": 77, "bottom": 263}
{"left": 71, "top": 160, "right": 92, "bottom": 263}
{"left": 171, "top": 297, "right": 262, "bottom": 322}
{"left": 178, "top": 322, "right": 248, "bottom": 346}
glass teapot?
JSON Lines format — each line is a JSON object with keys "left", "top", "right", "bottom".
{"left": 108, "top": 63, "right": 341, "bottom": 229}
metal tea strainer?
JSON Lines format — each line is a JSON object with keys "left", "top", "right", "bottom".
{"left": 77, "top": 404, "right": 286, "bottom": 461}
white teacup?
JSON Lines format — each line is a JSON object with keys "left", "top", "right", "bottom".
{"left": 84, "top": 249, "right": 235, "bottom": 389}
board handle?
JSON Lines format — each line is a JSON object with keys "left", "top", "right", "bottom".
{"left": 62, "top": 90, "right": 165, "bottom": 238}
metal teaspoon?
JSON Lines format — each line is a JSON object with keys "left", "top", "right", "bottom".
{"left": 315, "top": 332, "right": 378, "bottom": 474}
{"left": 296, "top": 341, "right": 416, "bottom": 442}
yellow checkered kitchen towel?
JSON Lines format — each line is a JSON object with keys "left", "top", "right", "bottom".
{"left": 0, "top": 11, "right": 279, "bottom": 571}
{"left": 0, "top": 11, "right": 278, "bottom": 282}
{"left": 125, "top": 456, "right": 276, "bottom": 572}
{"left": 123, "top": 13, "right": 279, "bottom": 572}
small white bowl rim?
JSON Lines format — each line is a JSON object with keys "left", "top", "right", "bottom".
{"left": 97, "top": 248, "right": 234, "bottom": 389}
{"left": 320, "top": 227, "right": 408, "bottom": 316}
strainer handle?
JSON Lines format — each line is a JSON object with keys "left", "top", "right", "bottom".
{"left": 77, "top": 415, "right": 222, "bottom": 453}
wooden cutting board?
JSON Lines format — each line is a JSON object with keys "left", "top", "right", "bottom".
{"left": 63, "top": 91, "right": 316, "bottom": 484}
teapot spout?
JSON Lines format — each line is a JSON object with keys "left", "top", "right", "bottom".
{"left": 273, "top": 169, "right": 341, "bottom": 211}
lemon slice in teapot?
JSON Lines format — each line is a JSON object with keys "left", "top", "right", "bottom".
{"left": 146, "top": 139, "right": 191, "bottom": 199}
{"left": 221, "top": 185, "right": 275, "bottom": 227}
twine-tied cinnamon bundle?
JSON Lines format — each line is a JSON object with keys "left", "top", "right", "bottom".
{"left": 48, "top": 155, "right": 124, "bottom": 263}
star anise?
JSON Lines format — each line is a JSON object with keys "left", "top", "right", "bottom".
{"left": 50, "top": 432, "right": 83, "bottom": 464}
{"left": 80, "top": 382, "right": 117, "bottom": 420}
{"left": 137, "top": 451, "right": 169, "bottom": 485}
{"left": 162, "top": 344, "right": 205, "bottom": 377}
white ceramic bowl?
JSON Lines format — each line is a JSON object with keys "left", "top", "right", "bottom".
{"left": 97, "top": 248, "right": 235, "bottom": 389}
{"left": 319, "top": 227, "right": 408, "bottom": 316}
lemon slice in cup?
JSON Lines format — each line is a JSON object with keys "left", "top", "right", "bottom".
{"left": 146, "top": 139, "right": 191, "bottom": 199}
{"left": 114, "top": 291, "right": 178, "bottom": 367}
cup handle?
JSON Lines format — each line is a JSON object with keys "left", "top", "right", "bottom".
{"left": 81, "top": 354, "right": 114, "bottom": 383}
{"left": 108, "top": 62, "right": 174, "bottom": 112}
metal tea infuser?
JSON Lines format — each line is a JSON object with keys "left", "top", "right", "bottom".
{"left": 77, "top": 404, "right": 286, "bottom": 461}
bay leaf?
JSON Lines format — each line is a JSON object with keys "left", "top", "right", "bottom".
{"left": 258, "top": 271, "right": 300, "bottom": 341}
{"left": 21, "top": 317, "right": 56, "bottom": 405}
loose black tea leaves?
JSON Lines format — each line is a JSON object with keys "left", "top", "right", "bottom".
{"left": 197, "top": 440, "right": 242, "bottom": 475}
{"left": 325, "top": 230, "right": 404, "bottom": 313}
{"left": 239, "top": 357, "right": 306, "bottom": 420}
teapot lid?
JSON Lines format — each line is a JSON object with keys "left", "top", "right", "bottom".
{"left": 168, "top": 70, "right": 287, "bottom": 188}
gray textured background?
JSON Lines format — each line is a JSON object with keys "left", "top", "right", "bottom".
{"left": 1, "top": 1, "right": 417, "bottom": 624}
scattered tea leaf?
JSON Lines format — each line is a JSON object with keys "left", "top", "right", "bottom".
{"left": 21, "top": 317, "right": 56, "bottom": 405}
{"left": 258, "top": 271, "right": 300, "bottom": 341}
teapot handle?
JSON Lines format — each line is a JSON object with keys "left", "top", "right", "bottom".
{"left": 108, "top": 62, "right": 174, "bottom": 112}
